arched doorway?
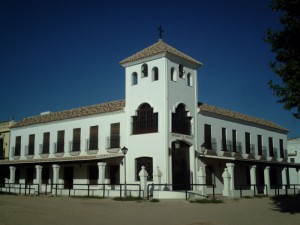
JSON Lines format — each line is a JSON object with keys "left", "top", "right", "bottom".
{"left": 171, "top": 141, "right": 191, "bottom": 190}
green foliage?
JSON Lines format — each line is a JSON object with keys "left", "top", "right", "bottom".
{"left": 265, "top": 0, "right": 300, "bottom": 119}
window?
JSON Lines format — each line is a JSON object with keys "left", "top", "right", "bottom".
{"left": 268, "top": 137, "right": 274, "bottom": 157}
{"left": 222, "top": 128, "right": 227, "bottom": 151}
{"left": 72, "top": 128, "right": 81, "bottom": 152}
{"left": 110, "top": 123, "right": 120, "bottom": 148}
{"left": 89, "top": 126, "right": 98, "bottom": 150}
{"left": 245, "top": 132, "right": 250, "bottom": 154}
{"left": 135, "top": 157, "right": 153, "bottom": 181}
{"left": 171, "top": 67, "right": 176, "bottom": 81}
{"left": 141, "top": 64, "right": 148, "bottom": 77}
{"left": 179, "top": 64, "right": 184, "bottom": 78}
{"left": 132, "top": 103, "right": 158, "bottom": 134}
{"left": 26, "top": 167, "right": 34, "bottom": 184}
{"left": 132, "top": 72, "right": 138, "bottom": 85}
{"left": 279, "top": 139, "right": 284, "bottom": 158}
{"left": 42, "top": 132, "right": 50, "bottom": 154}
{"left": 28, "top": 134, "right": 35, "bottom": 155}
{"left": 89, "top": 165, "right": 98, "bottom": 185}
{"left": 152, "top": 67, "right": 159, "bottom": 81}
{"left": 172, "top": 104, "right": 191, "bottom": 135}
{"left": 187, "top": 73, "right": 192, "bottom": 86}
{"left": 204, "top": 124, "right": 212, "bottom": 150}
{"left": 257, "top": 135, "right": 263, "bottom": 155}
{"left": 56, "top": 130, "right": 65, "bottom": 153}
{"left": 232, "top": 130, "right": 237, "bottom": 152}
{"left": 14, "top": 136, "right": 21, "bottom": 156}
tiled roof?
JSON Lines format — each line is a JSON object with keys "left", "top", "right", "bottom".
{"left": 13, "top": 100, "right": 125, "bottom": 128}
{"left": 199, "top": 103, "right": 289, "bottom": 133}
{"left": 120, "top": 39, "right": 202, "bottom": 66}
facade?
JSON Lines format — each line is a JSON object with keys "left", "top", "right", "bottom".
{"left": 288, "top": 137, "right": 300, "bottom": 185}
{"left": 1, "top": 39, "right": 299, "bottom": 198}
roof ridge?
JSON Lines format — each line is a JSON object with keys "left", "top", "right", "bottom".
{"left": 199, "top": 102, "right": 289, "bottom": 132}
{"left": 120, "top": 39, "right": 202, "bottom": 65}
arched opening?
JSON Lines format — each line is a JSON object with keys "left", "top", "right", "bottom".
{"left": 171, "top": 141, "right": 190, "bottom": 190}
{"left": 179, "top": 64, "right": 184, "bottom": 78}
{"left": 132, "top": 103, "right": 158, "bottom": 134}
{"left": 141, "top": 64, "right": 148, "bottom": 77}
{"left": 171, "top": 67, "right": 177, "bottom": 81}
{"left": 152, "top": 67, "right": 159, "bottom": 81}
{"left": 172, "top": 104, "right": 192, "bottom": 135}
{"left": 135, "top": 157, "right": 153, "bottom": 181}
{"left": 132, "top": 72, "right": 138, "bottom": 85}
{"left": 187, "top": 73, "right": 192, "bottom": 86}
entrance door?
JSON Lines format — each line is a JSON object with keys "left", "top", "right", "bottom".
{"left": 172, "top": 141, "right": 190, "bottom": 190}
{"left": 109, "top": 165, "right": 120, "bottom": 185}
{"left": 64, "top": 167, "right": 73, "bottom": 189}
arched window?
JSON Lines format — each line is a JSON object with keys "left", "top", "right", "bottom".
{"left": 135, "top": 157, "right": 153, "bottom": 181}
{"left": 187, "top": 73, "right": 192, "bottom": 86}
{"left": 141, "top": 64, "right": 148, "bottom": 77}
{"left": 179, "top": 64, "right": 184, "bottom": 78}
{"left": 132, "top": 72, "right": 138, "bottom": 85}
{"left": 152, "top": 67, "right": 159, "bottom": 81}
{"left": 172, "top": 104, "right": 192, "bottom": 135}
{"left": 132, "top": 103, "right": 158, "bottom": 134}
{"left": 171, "top": 67, "right": 177, "bottom": 81}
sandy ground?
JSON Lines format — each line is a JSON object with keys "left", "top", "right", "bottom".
{"left": 0, "top": 195, "right": 300, "bottom": 225}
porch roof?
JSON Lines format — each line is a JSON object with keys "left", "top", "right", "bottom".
{"left": 0, "top": 153, "right": 123, "bottom": 166}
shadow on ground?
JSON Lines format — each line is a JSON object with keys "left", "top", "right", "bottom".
{"left": 270, "top": 195, "right": 300, "bottom": 214}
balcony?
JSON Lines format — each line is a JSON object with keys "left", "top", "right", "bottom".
{"left": 202, "top": 138, "right": 217, "bottom": 156}
{"left": 86, "top": 139, "right": 99, "bottom": 154}
{"left": 39, "top": 144, "right": 50, "bottom": 156}
{"left": 69, "top": 141, "right": 81, "bottom": 156}
{"left": 54, "top": 142, "right": 65, "bottom": 156}
{"left": 106, "top": 136, "right": 120, "bottom": 153}
{"left": 25, "top": 145, "right": 34, "bottom": 159}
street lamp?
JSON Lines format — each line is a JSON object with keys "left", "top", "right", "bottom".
{"left": 121, "top": 146, "right": 128, "bottom": 197}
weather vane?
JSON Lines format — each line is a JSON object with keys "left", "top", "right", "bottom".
{"left": 158, "top": 25, "right": 164, "bottom": 39}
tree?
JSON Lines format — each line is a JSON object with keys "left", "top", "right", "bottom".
{"left": 265, "top": 0, "right": 300, "bottom": 119}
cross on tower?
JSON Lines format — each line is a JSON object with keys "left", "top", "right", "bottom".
{"left": 158, "top": 26, "right": 164, "bottom": 39}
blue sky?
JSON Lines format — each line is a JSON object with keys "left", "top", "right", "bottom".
{"left": 0, "top": 0, "right": 299, "bottom": 138}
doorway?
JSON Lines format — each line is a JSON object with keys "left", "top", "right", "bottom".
{"left": 172, "top": 141, "right": 190, "bottom": 190}
{"left": 64, "top": 167, "right": 73, "bottom": 189}
{"left": 109, "top": 165, "right": 120, "bottom": 185}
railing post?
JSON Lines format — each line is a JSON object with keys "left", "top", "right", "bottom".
{"left": 120, "top": 184, "right": 122, "bottom": 198}
{"left": 88, "top": 184, "right": 90, "bottom": 197}
{"left": 213, "top": 185, "right": 215, "bottom": 200}
{"left": 69, "top": 186, "right": 71, "bottom": 196}
{"left": 103, "top": 184, "right": 105, "bottom": 198}
{"left": 37, "top": 184, "right": 40, "bottom": 196}
{"left": 240, "top": 186, "right": 242, "bottom": 198}
{"left": 55, "top": 184, "right": 58, "bottom": 196}
{"left": 285, "top": 185, "right": 288, "bottom": 196}
{"left": 254, "top": 185, "right": 256, "bottom": 196}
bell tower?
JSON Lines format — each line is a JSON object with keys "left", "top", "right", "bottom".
{"left": 120, "top": 38, "right": 202, "bottom": 186}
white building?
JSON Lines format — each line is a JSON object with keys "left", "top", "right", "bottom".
{"left": 1, "top": 39, "right": 299, "bottom": 198}
{"left": 288, "top": 137, "right": 300, "bottom": 185}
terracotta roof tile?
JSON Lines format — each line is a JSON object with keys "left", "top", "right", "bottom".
{"left": 13, "top": 100, "right": 125, "bottom": 128}
{"left": 120, "top": 39, "right": 202, "bottom": 66}
{"left": 199, "top": 103, "right": 289, "bottom": 133}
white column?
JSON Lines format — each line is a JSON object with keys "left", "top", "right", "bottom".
{"left": 9, "top": 166, "right": 16, "bottom": 183}
{"left": 97, "top": 162, "right": 106, "bottom": 186}
{"left": 35, "top": 165, "right": 42, "bottom": 184}
{"left": 281, "top": 167, "right": 287, "bottom": 189}
{"left": 250, "top": 165, "right": 257, "bottom": 191}
{"left": 139, "top": 166, "right": 148, "bottom": 198}
{"left": 197, "top": 166, "right": 206, "bottom": 195}
{"left": 222, "top": 168, "right": 231, "bottom": 197}
{"left": 226, "top": 163, "right": 235, "bottom": 195}
{"left": 297, "top": 169, "right": 300, "bottom": 185}
{"left": 52, "top": 164, "right": 60, "bottom": 185}
{"left": 264, "top": 166, "right": 270, "bottom": 195}
{"left": 153, "top": 166, "right": 162, "bottom": 190}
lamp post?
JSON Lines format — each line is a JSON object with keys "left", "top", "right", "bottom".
{"left": 121, "top": 146, "right": 128, "bottom": 197}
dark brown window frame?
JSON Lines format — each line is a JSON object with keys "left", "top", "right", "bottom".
{"left": 172, "top": 104, "right": 191, "bottom": 135}
{"left": 132, "top": 103, "right": 158, "bottom": 135}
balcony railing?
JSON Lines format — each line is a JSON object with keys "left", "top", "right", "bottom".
{"left": 273, "top": 148, "right": 278, "bottom": 158}
{"left": 11, "top": 147, "right": 20, "bottom": 157}
{"left": 25, "top": 145, "right": 34, "bottom": 155}
{"left": 106, "top": 136, "right": 120, "bottom": 149}
{"left": 262, "top": 146, "right": 267, "bottom": 157}
{"left": 69, "top": 141, "right": 81, "bottom": 152}
{"left": 236, "top": 142, "right": 242, "bottom": 154}
{"left": 39, "top": 144, "right": 50, "bottom": 154}
{"left": 250, "top": 144, "right": 255, "bottom": 155}
{"left": 86, "top": 139, "right": 98, "bottom": 150}
{"left": 54, "top": 142, "right": 65, "bottom": 153}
